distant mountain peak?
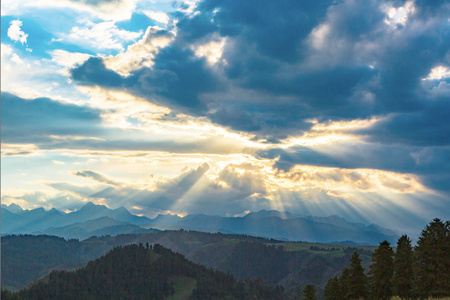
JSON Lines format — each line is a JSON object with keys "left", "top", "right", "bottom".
{"left": 80, "top": 202, "right": 107, "bottom": 211}
{"left": 81, "top": 202, "right": 96, "bottom": 208}
{"left": 32, "top": 207, "right": 46, "bottom": 212}
{"left": 114, "top": 206, "right": 128, "bottom": 213}
{"left": 244, "top": 209, "right": 297, "bottom": 220}
{"left": 2, "top": 203, "right": 24, "bottom": 214}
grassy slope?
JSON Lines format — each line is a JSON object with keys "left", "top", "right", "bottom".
{"left": 168, "top": 276, "right": 197, "bottom": 300}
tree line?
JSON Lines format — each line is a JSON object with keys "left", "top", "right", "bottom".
{"left": 322, "top": 218, "right": 449, "bottom": 300}
{"left": 310, "top": 245, "right": 341, "bottom": 252}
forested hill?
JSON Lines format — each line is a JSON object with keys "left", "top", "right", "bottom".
{"left": 2, "top": 232, "right": 374, "bottom": 294}
{"left": 1, "top": 244, "right": 285, "bottom": 300}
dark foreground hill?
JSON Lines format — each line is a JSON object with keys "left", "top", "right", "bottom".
{"left": 2, "top": 244, "right": 285, "bottom": 300}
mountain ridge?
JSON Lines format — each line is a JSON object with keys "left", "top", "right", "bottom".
{"left": 2, "top": 202, "right": 398, "bottom": 244}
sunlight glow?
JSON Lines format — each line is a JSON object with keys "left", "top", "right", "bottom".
{"left": 309, "top": 23, "right": 330, "bottom": 50}
{"left": 282, "top": 118, "right": 380, "bottom": 147}
{"left": 1, "top": 143, "right": 43, "bottom": 157}
{"left": 268, "top": 165, "right": 428, "bottom": 196}
{"left": 383, "top": 1, "right": 415, "bottom": 27}
{"left": 193, "top": 37, "right": 226, "bottom": 65}
{"left": 423, "top": 65, "right": 450, "bottom": 81}
{"left": 103, "top": 26, "right": 175, "bottom": 76}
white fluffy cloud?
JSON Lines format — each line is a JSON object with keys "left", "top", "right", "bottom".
{"left": 424, "top": 65, "right": 450, "bottom": 81}
{"left": 50, "top": 49, "right": 92, "bottom": 68}
{"left": 103, "top": 26, "right": 175, "bottom": 76}
{"left": 55, "top": 21, "right": 143, "bottom": 53}
{"left": 2, "top": 0, "right": 138, "bottom": 21}
{"left": 383, "top": 1, "right": 415, "bottom": 28}
{"left": 7, "top": 20, "right": 28, "bottom": 45}
{"left": 143, "top": 10, "right": 170, "bottom": 25}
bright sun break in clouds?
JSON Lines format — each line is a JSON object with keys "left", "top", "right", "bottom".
{"left": 1, "top": 0, "right": 450, "bottom": 236}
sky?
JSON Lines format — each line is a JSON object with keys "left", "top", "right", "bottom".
{"left": 1, "top": 0, "right": 449, "bottom": 235}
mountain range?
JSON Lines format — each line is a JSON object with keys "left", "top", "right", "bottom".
{"left": 1, "top": 202, "right": 398, "bottom": 244}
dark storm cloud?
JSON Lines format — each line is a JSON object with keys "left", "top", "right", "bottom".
{"left": 1, "top": 92, "right": 103, "bottom": 143}
{"left": 137, "top": 46, "right": 224, "bottom": 113}
{"left": 360, "top": 96, "right": 450, "bottom": 146}
{"left": 71, "top": 48, "right": 223, "bottom": 115}
{"left": 71, "top": 57, "right": 123, "bottom": 87}
{"left": 180, "top": 0, "right": 332, "bottom": 61}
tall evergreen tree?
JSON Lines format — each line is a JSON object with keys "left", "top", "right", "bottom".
{"left": 303, "top": 284, "right": 316, "bottom": 300}
{"left": 347, "top": 252, "right": 367, "bottom": 299}
{"left": 369, "top": 240, "right": 394, "bottom": 300}
{"left": 324, "top": 276, "right": 341, "bottom": 300}
{"left": 392, "top": 235, "right": 413, "bottom": 299}
{"left": 339, "top": 268, "right": 351, "bottom": 299}
{"left": 414, "top": 218, "right": 450, "bottom": 298}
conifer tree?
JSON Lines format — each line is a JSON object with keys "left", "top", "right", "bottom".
{"left": 347, "top": 252, "right": 367, "bottom": 299}
{"left": 339, "top": 268, "right": 350, "bottom": 299}
{"left": 369, "top": 240, "right": 394, "bottom": 300}
{"left": 414, "top": 218, "right": 450, "bottom": 298}
{"left": 324, "top": 276, "right": 341, "bottom": 300}
{"left": 303, "top": 284, "right": 316, "bottom": 300}
{"left": 392, "top": 235, "right": 413, "bottom": 299}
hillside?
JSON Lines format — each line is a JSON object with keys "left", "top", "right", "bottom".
{"left": 1, "top": 231, "right": 375, "bottom": 294}
{"left": 1, "top": 235, "right": 85, "bottom": 291}
{"left": 2, "top": 244, "right": 284, "bottom": 300}
{"left": 39, "top": 217, "right": 159, "bottom": 240}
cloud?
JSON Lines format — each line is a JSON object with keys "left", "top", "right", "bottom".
{"left": 50, "top": 50, "right": 92, "bottom": 68}
{"left": 3, "top": 0, "right": 139, "bottom": 21}
{"left": 74, "top": 170, "right": 122, "bottom": 186}
{"left": 103, "top": 26, "right": 175, "bottom": 76}
{"left": 56, "top": 21, "right": 143, "bottom": 53}
{"left": 70, "top": 57, "right": 124, "bottom": 87}
{"left": 19, "top": 160, "right": 448, "bottom": 233}
{"left": 7, "top": 20, "right": 28, "bottom": 44}
{"left": 1, "top": 43, "right": 91, "bottom": 101}
{"left": 65, "top": 0, "right": 450, "bottom": 202}
{"left": 423, "top": 65, "right": 450, "bottom": 81}
{"left": 69, "top": 0, "right": 450, "bottom": 144}
{"left": 143, "top": 10, "right": 170, "bottom": 25}
{"left": 257, "top": 142, "right": 450, "bottom": 193}
{"left": 0, "top": 90, "right": 259, "bottom": 156}
{"left": 1, "top": 92, "right": 103, "bottom": 144}
{"left": 3, "top": 0, "right": 450, "bottom": 235}
{"left": 46, "top": 181, "right": 103, "bottom": 198}
{"left": 1, "top": 189, "right": 85, "bottom": 212}
{"left": 359, "top": 98, "right": 450, "bottom": 147}
{"left": 71, "top": 47, "right": 224, "bottom": 115}
{"left": 53, "top": 162, "right": 268, "bottom": 216}
{"left": 63, "top": 0, "right": 139, "bottom": 21}
{"left": 70, "top": 164, "right": 212, "bottom": 211}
